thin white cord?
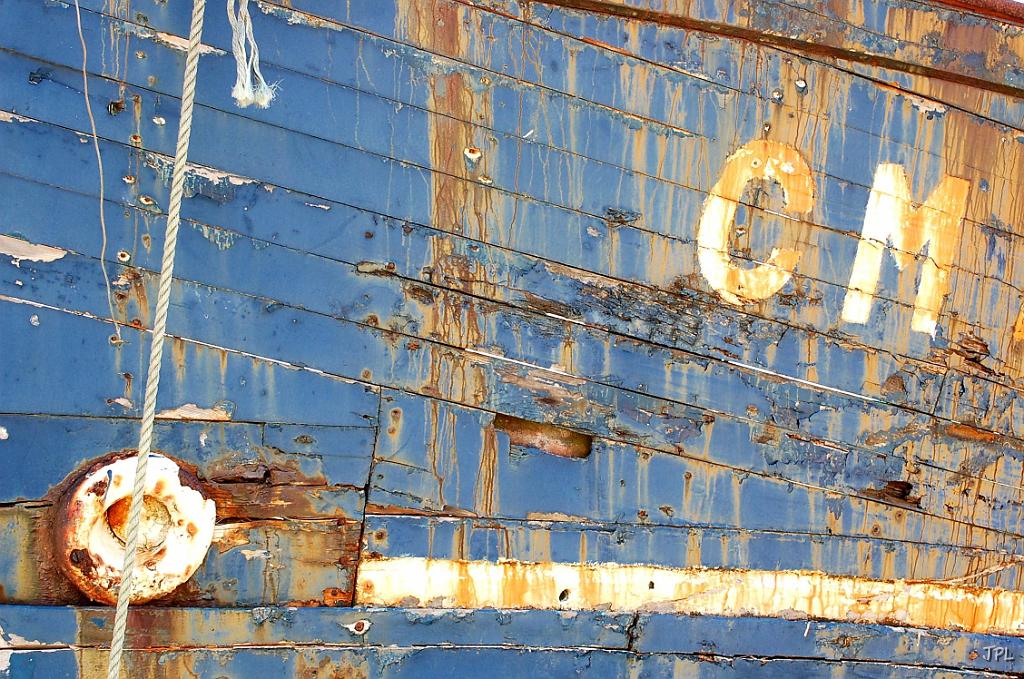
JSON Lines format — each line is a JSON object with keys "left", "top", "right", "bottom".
{"left": 105, "top": 0, "right": 207, "bottom": 675}
{"left": 73, "top": 0, "right": 122, "bottom": 344}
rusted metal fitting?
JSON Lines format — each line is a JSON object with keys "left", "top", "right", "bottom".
{"left": 342, "top": 619, "right": 372, "bottom": 636}
{"left": 54, "top": 453, "right": 216, "bottom": 604}
{"left": 463, "top": 146, "right": 483, "bottom": 169}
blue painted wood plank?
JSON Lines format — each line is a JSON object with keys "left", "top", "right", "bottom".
{"left": 2, "top": 601, "right": 1023, "bottom": 675}
{"left": 4, "top": 290, "right": 1012, "bottom": 565}
{"left": 0, "top": 11, "right": 1011, "bottom": 365}
{"left": 8, "top": 243, "right": 1024, "bottom": 543}
{"left": 0, "top": 503, "right": 361, "bottom": 606}
{"left": 8, "top": 592, "right": 1024, "bottom": 677}
{"left": 8, "top": 212, "right": 1024, "bottom": 545}
{"left": 0, "top": 650, "right": 78, "bottom": 677}
{"left": 5, "top": 603, "right": 1024, "bottom": 674}
{"left": 0, "top": 415, "right": 257, "bottom": 501}
{"left": 0, "top": 606, "right": 78, "bottom": 647}
{"left": 633, "top": 613, "right": 1024, "bottom": 674}
{"left": 59, "top": 0, "right": 1022, "bottom": 217}
{"left": 52, "top": 646, "right": 1024, "bottom": 677}
{"left": 0, "top": 167, "right": 949, "bottom": 413}
{"left": 362, "top": 515, "right": 1018, "bottom": 587}
{"left": 68, "top": 606, "right": 633, "bottom": 650}
{"left": 0, "top": 114, "right": 1016, "bottom": 535}
{"left": 520, "top": 0, "right": 1024, "bottom": 114}
{"left": 0, "top": 416, "right": 375, "bottom": 515}
{"left": 0, "top": 294, "right": 377, "bottom": 427}
{"left": 137, "top": 0, "right": 1024, "bottom": 244}
{"left": 369, "top": 390, "right": 1019, "bottom": 555}
{"left": 2, "top": 4, "right": 1020, "bottom": 362}
{"left": 263, "top": 424, "right": 377, "bottom": 490}
{"left": 2, "top": 39, "right": 1020, "bottom": 425}
{"left": 186, "top": 520, "right": 361, "bottom": 606}
{"left": 0, "top": 93, "right": 983, "bottom": 411}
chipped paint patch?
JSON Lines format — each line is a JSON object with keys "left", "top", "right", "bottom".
{"left": 0, "top": 623, "right": 40, "bottom": 648}
{"left": 240, "top": 549, "right": 272, "bottom": 560}
{"left": 144, "top": 154, "right": 259, "bottom": 196}
{"left": 257, "top": 0, "right": 338, "bottom": 29}
{"left": 0, "top": 111, "right": 31, "bottom": 124}
{"left": 0, "top": 427, "right": 7, "bottom": 441}
{"left": 120, "top": 22, "right": 225, "bottom": 56}
{"left": 183, "top": 165, "right": 257, "bottom": 187}
{"left": 905, "top": 93, "right": 947, "bottom": 117}
{"left": 194, "top": 224, "right": 238, "bottom": 250}
{"left": 357, "top": 557, "right": 1024, "bottom": 636}
{"left": 156, "top": 403, "right": 233, "bottom": 421}
{"left": 0, "top": 235, "right": 67, "bottom": 266}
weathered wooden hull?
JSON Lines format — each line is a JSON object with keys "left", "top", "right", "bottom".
{"left": 4, "top": 0, "right": 1024, "bottom": 674}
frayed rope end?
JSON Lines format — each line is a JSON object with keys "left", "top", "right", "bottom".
{"left": 251, "top": 80, "right": 277, "bottom": 108}
{"left": 227, "top": 0, "right": 276, "bottom": 109}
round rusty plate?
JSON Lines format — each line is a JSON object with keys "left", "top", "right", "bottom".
{"left": 54, "top": 453, "right": 216, "bottom": 605}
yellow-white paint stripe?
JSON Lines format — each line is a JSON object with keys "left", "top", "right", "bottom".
{"left": 356, "top": 557, "right": 1024, "bottom": 636}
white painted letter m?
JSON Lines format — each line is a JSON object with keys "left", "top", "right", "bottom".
{"left": 841, "top": 165, "right": 970, "bottom": 336}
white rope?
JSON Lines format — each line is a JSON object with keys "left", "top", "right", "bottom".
{"left": 105, "top": 0, "right": 207, "bottom": 675}
{"left": 227, "top": 0, "right": 275, "bottom": 108}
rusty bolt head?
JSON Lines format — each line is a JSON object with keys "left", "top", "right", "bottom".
{"left": 343, "top": 619, "right": 372, "bottom": 636}
{"left": 122, "top": 175, "right": 136, "bottom": 185}
{"left": 138, "top": 195, "right": 156, "bottom": 207}
{"left": 795, "top": 78, "right": 808, "bottom": 93}
{"left": 116, "top": 250, "right": 131, "bottom": 263}
{"left": 463, "top": 146, "right": 483, "bottom": 168}
{"left": 770, "top": 88, "right": 784, "bottom": 102}
{"left": 54, "top": 453, "right": 216, "bottom": 604}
